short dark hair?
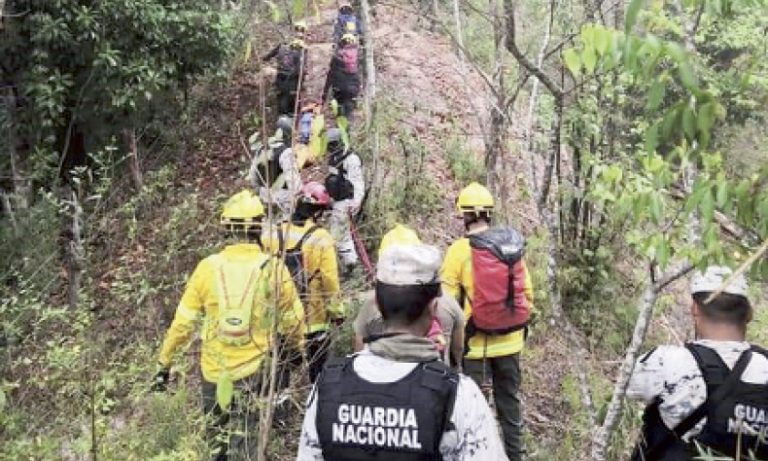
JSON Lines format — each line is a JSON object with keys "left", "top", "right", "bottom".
{"left": 375, "top": 282, "right": 441, "bottom": 325}
{"left": 692, "top": 292, "right": 752, "bottom": 326}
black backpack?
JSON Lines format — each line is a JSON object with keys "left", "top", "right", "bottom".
{"left": 279, "top": 224, "right": 322, "bottom": 297}
{"left": 632, "top": 344, "right": 768, "bottom": 461}
{"left": 277, "top": 46, "right": 301, "bottom": 76}
{"left": 255, "top": 142, "right": 287, "bottom": 188}
{"left": 325, "top": 150, "right": 355, "bottom": 201}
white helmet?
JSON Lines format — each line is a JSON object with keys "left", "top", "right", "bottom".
{"left": 690, "top": 265, "right": 748, "bottom": 297}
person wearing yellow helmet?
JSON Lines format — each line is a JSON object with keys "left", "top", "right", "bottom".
{"left": 440, "top": 182, "right": 534, "bottom": 461}
{"left": 333, "top": 2, "right": 362, "bottom": 45}
{"left": 293, "top": 19, "right": 308, "bottom": 37}
{"left": 353, "top": 224, "right": 465, "bottom": 367}
{"left": 152, "top": 190, "right": 305, "bottom": 460}
{"left": 323, "top": 30, "right": 361, "bottom": 124}
{"left": 263, "top": 35, "right": 307, "bottom": 115}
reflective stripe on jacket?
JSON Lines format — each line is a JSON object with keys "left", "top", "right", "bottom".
{"left": 158, "top": 243, "right": 305, "bottom": 383}
{"left": 440, "top": 237, "right": 532, "bottom": 359}
{"left": 262, "top": 220, "right": 344, "bottom": 333}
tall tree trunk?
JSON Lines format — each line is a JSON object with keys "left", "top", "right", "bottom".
{"left": 486, "top": 0, "right": 507, "bottom": 195}
{"left": 5, "top": 88, "right": 30, "bottom": 210}
{"left": 452, "top": 0, "right": 465, "bottom": 63}
{"left": 62, "top": 186, "right": 84, "bottom": 310}
{"left": 124, "top": 128, "right": 143, "bottom": 191}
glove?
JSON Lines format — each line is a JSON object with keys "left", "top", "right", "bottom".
{"left": 151, "top": 367, "right": 170, "bottom": 392}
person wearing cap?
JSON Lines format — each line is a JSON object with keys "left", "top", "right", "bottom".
{"left": 628, "top": 265, "right": 768, "bottom": 461}
{"left": 296, "top": 244, "right": 509, "bottom": 461}
{"left": 353, "top": 224, "right": 465, "bottom": 366}
{"left": 324, "top": 127, "right": 364, "bottom": 275}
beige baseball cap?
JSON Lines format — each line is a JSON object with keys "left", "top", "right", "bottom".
{"left": 690, "top": 265, "right": 748, "bottom": 297}
{"left": 376, "top": 244, "right": 441, "bottom": 286}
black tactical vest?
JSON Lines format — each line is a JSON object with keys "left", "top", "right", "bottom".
{"left": 632, "top": 343, "right": 768, "bottom": 461}
{"left": 316, "top": 356, "right": 458, "bottom": 461}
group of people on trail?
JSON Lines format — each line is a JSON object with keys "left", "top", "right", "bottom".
{"left": 263, "top": 3, "right": 363, "bottom": 124}
{"left": 152, "top": 173, "right": 768, "bottom": 461}
{"left": 151, "top": 3, "right": 767, "bottom": 461}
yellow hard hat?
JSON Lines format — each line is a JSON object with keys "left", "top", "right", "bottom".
{"left": 221, "top": 190, "right": 265, "bottom": 228}
{"left": 290, "top": 38, "right": 306, "bottom": 49}
{"left": 378, "top": 224, "right": 421, "bottom": 258}
{"left": 456, "top": 182, "right": 494, "bottom": 214}
{"left": 294, "top": 20, "right": 307, "bottom": 32}
{"left": 340, "top": 33, "right": 358, "bottom": 45}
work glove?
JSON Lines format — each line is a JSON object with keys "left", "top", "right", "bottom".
{"left": 150, "top": 367, "right": 170, "bottom": 392}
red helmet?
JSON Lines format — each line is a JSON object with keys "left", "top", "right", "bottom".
{"left": 299, "top": 181, "right": 331, "bottom": 207}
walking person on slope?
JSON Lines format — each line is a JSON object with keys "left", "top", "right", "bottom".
{"left": 152, "top": 190, "right": 305, "bottom": 461}
{"left": 323, "top": 127, "right": 364, "bottom": 276}
{"left": 297, "top": 243, "right": 509, "bottom": 461}
{"left": 249, "top": 116, "right": 302, "bottom": 217}
{"left": 332, "top": 2, "right": 363, "bottom": 46}
{"left": 262, "top": 182, "right": 346, "bottom": 383}
{"left": 628, "top": 265, "right": 768, "bottom": 461}
{"left": 323, "top": 33, "right": 361, "bottom": 123}
{"left": 440, "top": 182, "right": 534, "bottom": 461}
{"left": 353, "top": 224, "right": 465, "bottom": 367}
{"left": 263, "top": 38, "right": 307, "bottom": 115}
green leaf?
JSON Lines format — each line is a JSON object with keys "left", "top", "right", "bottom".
{"left": 701, "top": 188, "right": 715, "bottom": 223}
{"left": 697, "top": 102, "right": 714, "bottom": 135}
{"left": 716, "top": 180, "right": 728, "bottom": 209}
{"left": 330, "top": 98, "right": 339, "bottom": 116}
{"left": 667, "top": 43, "right": 697, "bottom": 89}
{"left": 594, "top": 28, "right": 610, "bottom": 55}
{"left": 650, "top": 194, "right": 664, "bottom": 224}
{"left": 292, "top": 0, "right": 306, "bottom": 18}
{"left": 625, "top": 0, "right": 645, "bottom": 33}
{"left": 682, "top": 106, "right": 696, "bottom": 140}
{"left": 645, "top": 122, "right": 660, "bottom": 153}
{"left": 656, "top": 237, "right": 670, "bottom": 268}
{"left": 563, "top": 48, "right": 581, "bottom": 76}
{"left": 217, "top": 373, "right": 234, "bottom": 410}
{"left": 582, "top": 47, "right": 598, "bottom": 74}
{"left": 646, "top": 78, "right": 666, "bottom": 111}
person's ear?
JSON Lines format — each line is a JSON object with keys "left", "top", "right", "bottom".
{"left": 690, "top": 299, "right": 699, "bottom": 318}
{"left": 428, "top": 298, "right": 438, "bottom": 316}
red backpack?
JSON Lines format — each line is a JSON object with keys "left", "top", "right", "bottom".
{"left": 338, "top": 45, "right": 359, "bottom": 74}
{"left": 467, "top": 227, "right": 530, "bottom": 335}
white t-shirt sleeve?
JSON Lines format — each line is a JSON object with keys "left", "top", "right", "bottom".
{"left": 344, "top": 154, "right": 365, "bottom": 206}
{"left": 296, "top": 387, "right": 324, "bottom": 461}
{"left": 440, "top": 376, "right": 509, "bottom": 461}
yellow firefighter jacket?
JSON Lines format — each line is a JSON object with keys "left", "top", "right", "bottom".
{"left": 262, "top": 219, "right": 344, "bottom": 334}
{"left": 158, "top": 243, "right": 305, "bottom": 383}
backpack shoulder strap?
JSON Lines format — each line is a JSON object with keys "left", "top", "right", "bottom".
{"left": 289, "top": 224, "right": 322, "bottom": 252}
{"left": 420, "top": 361, "right": 460, "bottom": 435}
{"left": 642, "top": 345, "right": 753, "bottom": 460}
{"left": 673, "top": 344, "right": 753, "bottom": 438}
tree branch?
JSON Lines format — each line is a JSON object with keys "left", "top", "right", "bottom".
{"left": 503, "top": 0, "right": 564, "bottom": 100}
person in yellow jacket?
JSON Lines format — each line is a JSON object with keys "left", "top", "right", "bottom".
{"left": 152, "top": 190, "right": 305, "bottom": 461}
{"left": 440, "top": 182, "right": 533, "bottom": 461}
{"left": 262, "top": 182, "right": 344, "bottom": 383}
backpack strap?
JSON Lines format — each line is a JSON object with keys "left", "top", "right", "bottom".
{"left": 420, "top": 361, "right": 460, "bottom": 440}
{"left": 641, "top": 345, "right": 753, "bottom": 460}
{"left": 291, "top": 224, "right": 322, "bottom": 252}
{"left": 673, "top": 344, "right": 752, "bottom": 438}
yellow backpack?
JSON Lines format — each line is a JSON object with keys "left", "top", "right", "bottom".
{"left": 212, "top": 254, "right": 271, "bottom": 346}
